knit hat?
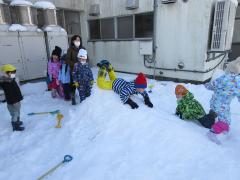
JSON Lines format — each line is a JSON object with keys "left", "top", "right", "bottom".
{"left": 225, "top": 57, "right": 240, "bottom": 74}
{"left": 135, "top": 73, "right": 147, "bottom": 88}
{"left": 77, "top": 49, "right": 87, "bottom": 59}
{"left": 175, "top": 84, "right": 188, "bottom": 96}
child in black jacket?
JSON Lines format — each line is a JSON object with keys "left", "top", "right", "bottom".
{"left": 0, "top": 64, "right": 24, "bottom": 131}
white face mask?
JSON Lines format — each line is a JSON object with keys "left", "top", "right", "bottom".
{"left": 10, "top": 73, "right": 16, "bottom": 79}
{"left": 81, "top": 61, "right": 86, "bottom": 65}
{"left": 74, "top": 41, "right": 81, "bottom": 47}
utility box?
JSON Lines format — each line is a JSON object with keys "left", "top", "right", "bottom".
{"left": 126, "top": 0, "right": 139, "bottom": 10}
{"left": 139, "top": 41, "right": 153, "bottom": 55}
{"left": 89, "top": 4, "right": 100, "bottom": 16}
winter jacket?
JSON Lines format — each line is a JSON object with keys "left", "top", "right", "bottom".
{"left": 112, "top": 78, "right": 148, "bottom": 103}
{"left": 205, "top": 73, "right": 240, "bottom": 125}
{"left": 48, "top": 61, "right": 61, "bottom": 80}
{"left": 66, "top": 46, "right": 80, "bottom": 72}
{"left": 72, "top": 62, "right": 93, "bottom": 86}
{"left": 0, "top": 76, "right": 23, "bottom": 104}
{"left": 58, "top": 64, "right": 70, "bottom": 84}
{"left": 176, "top": 92, "right": 206, "bottom": 120}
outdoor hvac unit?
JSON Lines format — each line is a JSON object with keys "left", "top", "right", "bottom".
{"left": 89, "top": 4, "right": 100, "bottom": 16}
{"left": 210, "top": 0, "right": 237, "bottom": 51}
{"left": 126, "top": 0, "right": 139, "bottom": 10}
{"left": 161, "top": 0, "right": 177, "bottom": 4}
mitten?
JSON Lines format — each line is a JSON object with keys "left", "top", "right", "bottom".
{"left": 90, "top": 80, "right": 94, "bottom": 86}
{"left": 144, "top": 96, "right": 153, "bottom": 108}
{"left": 125, "top": 98, "right": 139, "bottom": 109}
{"left": 73, "top": 82, "right": 79, "bottom": 88}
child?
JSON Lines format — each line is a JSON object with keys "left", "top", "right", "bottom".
{"left": 72, "top": 49, "right": 94, "bottom": 103}
{"left": 0, "top": 64, "right": 24, "bottom": 131}
{"left": 48, "top": 48, "right": 61, "bottom": 98}
{"left": 175, "top": 84, "right": 216, "bottom": 128}
{"left": 58, "top": 54, "right": 71, "bottom": 101}
{"left": 97, "top": 60, "right": 153, "bottom": 109}
{"left": 205, "top": 58, "right": 240, "bottom": 144}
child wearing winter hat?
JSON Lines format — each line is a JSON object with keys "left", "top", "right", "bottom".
{"left": 205, "top": 57, "right": 240, "bottom": 144}
{"left": 72, "top": 49, "right": 94, "bottom": 103}
{"left": 58, "top": 54, "right": 71, "bottom": 101}
{"left": 0, "top": 64, "right": 24, "bottom": 131}
{"left": 175, "top": 84, "right": 215, "bottom": 128}
{"left": 48, "top": 48, "right": 62, "bottom": 98}
{"left": 97, "top": 60, "right": 153, "bottom": 109}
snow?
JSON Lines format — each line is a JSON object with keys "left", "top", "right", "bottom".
{"left": 8, "top": 24, "right": 27, "bottom": 31}
{"left": 1, "top": 68, "right": 240, "bottom": 180}
{"left": 34, "top": 1, "right": 56, "bottom": 9}
{"left": 10, "top": 0, "right": 33, "bottom": 6}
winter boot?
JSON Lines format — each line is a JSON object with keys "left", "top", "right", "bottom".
{"left": 51, "top": 89, "right": 57, "bottom": 98}
{"left": 98, "top": 66, "right": 107, "bottom": 78}
{"left": 197, "top": 109, "right": 217, "bottom": 129}
{"left": 11, "top": 121, "right": 24, "bottom": 131}
{"left": 16, "top": 117, "right": 23, "bottom": 126}
{"left": 71, "top": 94, "right": 76, "bottom": 105}
{"left": 97, "top": 60, "right": 110, "bottom": 68}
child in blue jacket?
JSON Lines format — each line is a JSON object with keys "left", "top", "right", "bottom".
{"left": 72, "top": 49, "right": 94, "bottom": 103}
{"left": 205, "top": 58, "right": 240, "bottom": 144}
{"left": 58, "top": 54, "right": 71, "bottom": 100}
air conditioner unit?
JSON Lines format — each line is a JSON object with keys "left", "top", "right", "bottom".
{"left": 89, "top": 4, "right": 100, "bottom": 16}
{"left": 161, "top": 0, "right": 177, "bottom": 4}
{"left": 126, "top": 0, "right": 139, "bottom": 10}
{"left": 210, "top": 0, "right": 237, "bottom": 51}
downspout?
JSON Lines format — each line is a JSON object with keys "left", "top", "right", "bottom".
{"left": 152, "top": 0, "right": 158, "bottom": 79}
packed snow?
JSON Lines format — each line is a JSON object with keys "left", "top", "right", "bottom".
{"left": 8, "top": 24, "right": 27, "bottom": 31}
{"left": 34, "top": 1, "right": 56, "bottom": 9}
{"left": 10, "top": 0, "right": 33, "bottom": 6}
{"left": 0, "top": 68, "right": 240, "bottom": 180}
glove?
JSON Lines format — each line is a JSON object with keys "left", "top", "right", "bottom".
{"left": 144, "top": 96, "right": 153, "bottom": 108}
{"left": 73, "top": 82, "right": 79, "bottom": 88}
{"left": 90, "top": 80, "right": 94, "bottom": 86}
{"left": 125, "top": 98, "right": 139, "bottom": 109}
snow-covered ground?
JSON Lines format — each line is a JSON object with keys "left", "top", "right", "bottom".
{"left": 0, "top": 68, "right": 240, "bottom": 180}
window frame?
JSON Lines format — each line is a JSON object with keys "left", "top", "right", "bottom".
{"left": 88, "top": 12, "right": 154, "bottom": 42}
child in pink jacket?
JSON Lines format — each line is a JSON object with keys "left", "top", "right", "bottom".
{"left": 48, "top": 49, "right": 61, "bottom": 98}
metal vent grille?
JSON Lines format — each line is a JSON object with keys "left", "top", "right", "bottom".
{"left": 212, "top": 1, "right": 225, "bottom": 49}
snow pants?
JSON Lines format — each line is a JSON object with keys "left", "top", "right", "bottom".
{"left": 7, "top": 102, "right": 21, "bottom": 122}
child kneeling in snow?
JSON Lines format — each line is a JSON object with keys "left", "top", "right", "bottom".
{"left": 48, "top": 48, "right": 62, "bottom": 98}
{"left": 97, "top": 60, "right": 153, "bottom": 109}
{"left": 0, "top": 64, "right": 24, "bottom": 131}
{"left": 72, "top": 49, "right": 94, "bottom": 103}
{"left": 175, "top": 84, "right": 216, "bottom": 128}
{"left": 205, "top": 58, "right": 240, "bottom": 144}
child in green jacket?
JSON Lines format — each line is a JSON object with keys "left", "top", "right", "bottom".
{"left": 175, "top": 84, "right": 216, "bottom": 129}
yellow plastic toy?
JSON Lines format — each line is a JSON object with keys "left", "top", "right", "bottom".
{"left": 56, "top": 113, "right": 64, "bottom": 128}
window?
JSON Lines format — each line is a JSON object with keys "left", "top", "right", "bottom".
{"left": 56, "top": 9, "right": 64, "bottom": 27}
{"left": 36, "top": 9, "right": 44, "bottom": 27}
{"left": 117, "top": 16, "right": 133, "bottom": 39}
{"left": 89, "top": 19, "right": 100, "bottom": 39}
{"left": 135, "top": 12, "right": 153, "bottom": 38}
{"left": 0, "top": 4, "right": 11, "bottom": 24}
{"left": 101, "top": 18, "right": 115, "bottom": 39}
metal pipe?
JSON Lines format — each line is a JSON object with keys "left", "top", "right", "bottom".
{"left": 144, "top": 52, "right": 227, "bottom": 74}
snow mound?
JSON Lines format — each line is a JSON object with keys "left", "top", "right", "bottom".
{"left": 8, "top": 24, "right": 27, "bottom": 31}
{"left": 34, "top": 1, "right": 56, "bottom": 9}
{"left": 10, "top": 0, "right": 33, "bottom": 6}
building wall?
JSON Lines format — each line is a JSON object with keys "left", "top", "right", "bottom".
{"left": 82, "top": 0, "right": 221, "bottom": 82}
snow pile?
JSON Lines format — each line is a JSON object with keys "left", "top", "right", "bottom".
{"left": 8, "top": 24, "right": 27, "bottom": 31}
{"left": 0, "top": 68, "right": 240, "bottom": 180}
{"left": 10, "top": 0, "right": 33, "bottom": 6}
{"left": 34, "top": 1, "right": 56, "bottom": 9}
